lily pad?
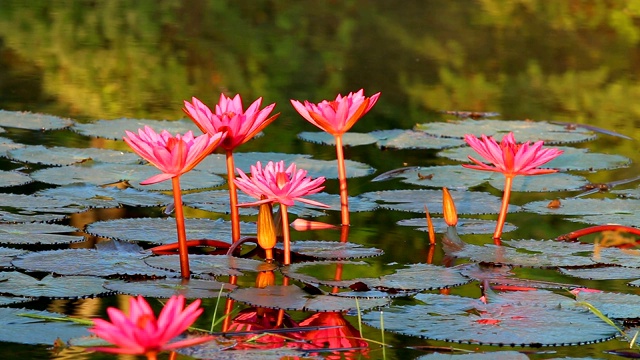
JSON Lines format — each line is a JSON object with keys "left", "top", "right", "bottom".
{"left": 523, "top": 197, "right": 640, "bottom": 216}
{"left": 488, "top": 172, "right": 589, "bottom": 192}
{"left": 565, "top": 213, "right": 640, "bottom": 227}
{"left": 72, "top": 118, "right": 200, "bottom": 139}
{"left": 397, "top": 217, "right": 517, "bottom": 235}
{"left": 6, "top": 145, "right": 142, "bottom": 166}
{"left": 297, "top": 131, "right": 378, "bottom": 146}
{"left": 303, "top": 193, "right": 378, "bottom": 212}
{"left": 85, "top": 218, "right": 255, "bottom": 245}
{"left": 144, "top": 255, "right": 272, "bottom": 276}
{"left": 460, "top": 263, "right": 574, "bottom": 289}
{"left": 102, "top": 277, "right": 236, "bottom": 298}
{"left": 228, "top": 285, "right": 389, "bottom": 312}
{"left": 0, "top": 272, "right": 110, "bottom": 299}
{"left": 559, "top": 266, "right": 640, "bottom": 281}
{"left": 36, "top": 184, "right": 174, "bottom": 208}
{"left": 416, "top": 351, "right": 530, "bottom": 360}
{"left": 0, "top": 193, "right": 80, "bottom": 215}
{"left": 592, "top": 247, "right": 640, "bottom": 268}
{"left": 576, "top": 291, "right": 640, "bottom": 320}
{"left": 275, "top": 240, "right": 383, "bottom": 260}
{"left": 182, "top": 190, "right": 260, "bottom": 215}
{"left": 0, "top": 308, "right": 90, "bottom": 345}
{"left": 0, "top": 110, "right": 74, "bottom": 130}
{"left": 415, "top": 119, "right": 595, "bottom": 143}
{"left": 0, "top": 171, "right": 32, "bottom": 188}
{"left": 373, "top": 165, "right": 496, "bottom": 190}
{"left": 362, "top": 293, "right": 615, "bottom": 346}
{"left": 0, "top": 233, "right": 84, "bottom": 246}
{"left": 0, "top": 247, "right": 29, "bottom": 269}
{"left": 371, "top": 129, "right": 465, "bottom": 149}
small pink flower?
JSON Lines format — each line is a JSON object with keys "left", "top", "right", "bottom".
{"left": 124, "top": 126, "right": 224, "bottom": 184}
{"left": 463, "top": 132, "right": 563, "bottom": 177}
{"left": 290, "top": 89, "right": 380, "bottom": 135}
{"left": 234, "top": 161, "right": 328, "bottom": 208}
{"left": 88, "top": 295, "right": 212, "bottom": 356}
{"left": 183, "top": 94, "right": 279, "bottom": 150}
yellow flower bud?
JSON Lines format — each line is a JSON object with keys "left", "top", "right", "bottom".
{"left": 257, "top": 201, "right": 277, "bottom": 258}
{"left": 255, "top": 270, "right": 276, "bottom": 288}
{"left": 442, "top": 187, "right": 458, "bottom": 227}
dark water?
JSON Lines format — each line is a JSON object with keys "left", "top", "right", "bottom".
{"left": 1, "top": 1, "right": 640, "bottom": 359}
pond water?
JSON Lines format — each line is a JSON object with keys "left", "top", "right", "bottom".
{"left": 2, "top": 1, "right": 640, "bottom": 359}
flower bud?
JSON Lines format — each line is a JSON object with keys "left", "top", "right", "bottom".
{"left": 442, "top": 187, "right": 458, "bottom": 227}
{"left": 255, "top": 270, "right": 276, "bottom": 288}
{"left": 257, "top": 201, "right": 277, "bottom": 255}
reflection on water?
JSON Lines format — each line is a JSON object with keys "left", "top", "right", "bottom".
{"left": 1, "top": 1, "right": 640, "bottom": 359}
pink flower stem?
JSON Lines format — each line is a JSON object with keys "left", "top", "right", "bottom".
{"left": 334, "top": 135, "right": 350, "bottom": 226}
{"left": 226, "top": 150, "right": 241, "bottom": 243}
{"left": 280, "top": 204, "right": 291, "bottom": 265}
{"left": 171, "top": 176, "right": 190, "bottom": 279}
{"left": 493, "top": 175, "right": 515, "bottom": 244}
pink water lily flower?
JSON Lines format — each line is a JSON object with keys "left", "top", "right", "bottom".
{"left": 89, "top": 295, "right": 213, "bottom": 359}
{"left": 183, "top": 94, "right": 278, "bottom": 150}
{"left": 124, "top": 126, "right": 224, "bottom": 185}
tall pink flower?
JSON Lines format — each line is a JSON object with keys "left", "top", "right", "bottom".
{"left": 291, "top": 89, "right": 380, "bottom": 226}
{"left": 463, "top": 132, "right": 563, "bottom": 241}
{"left": 183, "top": 94, "right": 279, "bottom": 243}
{"left": 89, "top": 295, "right": 213, "bottom": 359}
{"left": 124, "top": 126, "right": 224, "bottom": 185}
{"left": 234, "top": 161, "right": 329, "bottom": 264}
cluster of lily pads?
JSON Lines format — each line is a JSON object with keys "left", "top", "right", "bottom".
{"left": 0, "top": 106, "right": 639, "bottom": 359}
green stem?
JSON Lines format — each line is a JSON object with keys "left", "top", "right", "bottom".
{"left": 493, "top": 175, "right": 514, "bottom": 244}
{"left": 171, "top": 176, "right": 190, "bottom": 279}
{"left": 334, "top": 135, "right": 350, "bottom": 226}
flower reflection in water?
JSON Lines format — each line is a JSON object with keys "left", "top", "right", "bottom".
{"left": 299, "top": 312, "right": 369, "bottom": 359}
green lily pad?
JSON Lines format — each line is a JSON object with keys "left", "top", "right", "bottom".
{"left": 371, "top": 129, "right": 465, "bottom": 149}
{"left": 0, "top": 247, "right": 29, "bottom": 269}
{"left": 36, "top": 184, "right": 173, "bottom": 208}
{"left": 303, "top": 193, "right": 378, "bottom": 212}
{"left": 362, "top": 293, "right": 615, "bottom": 346}
{"left": 0, "top": 193, "right": 80, "bottom": 214}
{"left": 6, "top": 145, "right": 141, "bottom": 166}
{"left": 415, "top": 119, "right": 596, "bottom": 143}
{"left": 576, "top": 291, "right": 640, "bottom": 319}
{"left": 488, "top": 172, "right": 589, "bottom": 192}
{"left": 297, "top": 131, "right": 378, "bottom": 146}
{"left": 102, "top": 277, "right": 236, "bottom": 298}
{"left": 0, "top": 110, "right": 74, "bottom": 131}
{"left": 0, "top": 171, "right": 32, "bottom": 188}
{"left": 460, "top": 263, "right": 573, "bottom": 289}
{"left": 559, "top": 267, "right": 640, "bottom": 281}
{"left": 0, "top": 233, "right": 84, "bottom": 246}
{"left": 0, "top": 272, "right": 110, "bottom": 299}
{"left": 397, "top": 217, "right": 517, "bottom": 235}
{"left": 275, "top": 240, "right": 384, "bottom": 260}
{"left": 523, "top": 197, "right": 640, "bottom": 216}
{"left": 565, "top": 213, "right": 640, "bottom": 227}
{"left": 374, "top": 165, "right": 495, "bottom": 189}
{"left": 144, "top": 255, "right": 272, "bottom": 276}
{"left": 182, "top": 190, "right": 260, "bottom": 215}
{"left": 85, "top": 218, "right": 255, "bottom": 245}
{"left": 228, "top": 285, "right": 389, "bottom": 312}
{"left": 0, "top": 308, "right": 90, "bottom": 345}
{"left": 416, "top": 351, "right": 530, "bottom": 360}
{"left": 72, "top": 118, "right": 200, "bottom": 140}
{"left": 592, "top": 247, "right": 640, "bottom": 268}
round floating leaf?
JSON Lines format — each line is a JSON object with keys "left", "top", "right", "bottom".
{"left": 297, "top": 131, "right": 378, "bottom": 146}
{"left": 0, "top": 110, "right": 74, "bottom": 130}
{"left": 275, "top": 240, "right": 383, "bottom": 260}
{"left": 0, "top": 193, "right": 80, "bottom": 215}
{"left": 11, "top": 248, "right": 165, "bottom": 277}
{"left": 144, "top": 255, "right": 271, "bottom": 276}
{"left": 85, "top": 218, "right": 255, "bottom": 245}
{"left": 0, "top": 171, "right": 32, "bottom": 188}
{"left": 30, "top": 163, "right": 225, "bottom": 191}
{"left": 198, "top": 152, "right": 375, "bottom": 179}
{"left": 0, "top": 233, "right": 84, "bottom": 246}
{"left": 565, "top": 213, "right": 640, "bottom": 227}
{"left": 415, "top": 119, "right": 595, "bottom": 143}
{"left": 6, "top": 145, "right": 141, "bottom": 166}
{"left": 377, "top": 165, "right": 495, "bottom": 190}
{"left": 0, "top": 211, "right": 67, "bottom": 224}
{"left": 439, "top": 146, "right": 629, "bottom": 172}
{"left": 228, "top": 285, "right": 389, "bottom": 312}
{"left": 612, "top": 185, "right": 640, "bottom": 199}
{"left": 459, "top": 263, "right": 573, "bottom": 289}
{"left": 398, "top": 217, "right": 517, "bottom": 235}
{"left": 417, "top": 351, "right": 530, "bottom": 360}
{"left": 576, "top": 291, "right": 640, "bottom": 319}
{"left": 371, "top": 129, "right": 465, "bottom": 150}
{"left": 0, "top": 272, "right": 110, "bottom": 299}
{"left": 0, "top": 308, "right": 90, "bottom": 345}
{"left": 488, "top": 172, "right": 589, "bottom": 192}
{"left": 0, "top": 247, "right": 29, "bottom": 269}
{"left": 523, "top": 197, "right": 640, "bottom": 216}
{"left": 36, "top": 184, "right": 173, "bottom": 208}
{"left": 179, "top": 341, "right": 315, "bottom": 360}
{"left": 362, "top": 293, "right": 615, "bottom": 346}
{"left": 368, "top": 263, "right": 470, "bottom": 291}
{"left": 72, "top": 118, "right": 200, "bottom": 139}
{"left": 450, "top": 240, "right": 598, "bottom": 268}
{"left": 0, "top": 295, "right": 32, "bottom": 306}
{"left": 593, "top": 247, "right": 640, "bottom": 268}
{"left": 361, "top": 189, "right": 520, "bottom": 215}
{"left": 183, "top": 190, "right": 259, "bottom": 215}
{"left": 559, "top": 267, "right": 640, "bottom": 281}
{"left": 281, "top": 260, "right": 387, "bottom": 289}
{"left": 303, "top": 193, "right": 378, "bottom": 213}
{"left": 0, "top": 223, "right": 77, "bottom": 234}
{"left": 103, "top": 278, "right": 236, "bottom": 298}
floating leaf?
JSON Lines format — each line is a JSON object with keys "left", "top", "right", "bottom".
{"left": 416, "top": 351, "right": 530, "bottom": 359}
{"left": 565, "top": 213, "right": 640, "bottom": 227}
{"left": 488, "top": 172, "right": 589, "bottom": 192}
{"left": 36, "top": 184, "right": 173, "bottom": 208}
{"left": 370, "top": 129, "right": 465, "bottom": 149}
{"left": 228, "top": 285, "right": 389, "bottom": 312}
{"left": 523, "top": 198, "right": 640, "bottom": 216}
{"left": 85, "top": 218, "right": 255, "bottom": 245}
{"left": 559, "top": 267, "right": 640, "bottom": 281}
{"left": 303, "top": 193, "right": 378, "bottom": 213}
{"left": 415, "top": 119, "right": 596, "bottom": 143}
{"left": 362, "top": 293, "right": 615, "bottom": 346}
{"left": 0, "top": 110, "right": 74, "bottom": 130}
{"left": 0, "top": 171, "right": 32, "bottom": 188}
{"left": 398, "top": 217, "right": 517, "bottom": 235}
{"left": 280, "top": 260, "right": 388, "bottom": 289}
{"left": 593, "top": 247, "right": 640, "bottom": 268}
{"left": 0, "top": 272, "right": 110, "bottom": 299}
{"left": 6, "top": 145, "right": 141, "bottom": 166}
{"left": 144, "top": 255, "right": 271, "bottom": 276}
{"left": 72, "top": 118, "right": 200, "bottom": 139}
{"left": 0, "top": 308, "right": 90, "bottom": 345}
{"left": 297, "top": 131, "right": 378, "bottom": 146}
{"left": 460, "top": 263, "right": 573, "bottom": 289}
{"left": 275, "top": 240, "right": 383, "bottom": 260}
{"left": 102, "top": 278, "right": 236, "bottom": 298}
{"left": 0, "top": 232, "right": 83, "bottom": 246}
{"left": 0, "top": 247, "right": 29, "bottom": 269}
{"left": 177, "top": 340, "right": 310, "bottom": 359}
{"left": 373, "top": 165, "right": 495, "bottom": 189}
{"left": 0, "top": 193, "right": 80, "bottom": 215}
{"left": 183, "top": 190, "right": 259, "bottom": 215}
{"left": 361, "top": 189, "right": 520, "bottom": 215}
{"left": 0, "top": 295, "right": 32, "bottom": 306}
{"left": 576, "top": 291, "right": 640, "bottom": 320}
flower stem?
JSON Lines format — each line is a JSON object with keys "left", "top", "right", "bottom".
{"left": 146, "top": 352, "right": 158, "bottom": 360}
{"left": 556, "top": 224, "right": 640, "bottom": 241}
{"left": 493, "top": 175, "right": 514, "bottom": 244}
{"left": 334, "top": 135, "right": 350, "bottom": 226}
{"left": 280, "top": 204, "right": 291, "bottom": 265}
{"left": 226, "top": 150, "right": 241, "bottom": 243}
{"left": 171, "top": 176, "right": 190, "bottom": 279}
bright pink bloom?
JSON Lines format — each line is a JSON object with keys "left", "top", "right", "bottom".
{"left": 88, "top": 295, "right": 213, "bottom": 356}
{"left": 234, "top": 161, "right": 329, "bottom": 208}
{"left": 463, "top": 132, "right": 563, "bottom": 176}
{"left": 290, "top": 89, "right": 380, "bottom": 135}
{"left": 183, "top": 94, "right": 279, "bottom": 150}
{"left": 124, "top": 126, "right": 224, "bottom": 184}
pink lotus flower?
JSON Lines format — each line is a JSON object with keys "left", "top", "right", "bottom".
{"left": 124, "top": 126, "right": 224, "bottom": 185}
{"left": 183, "top": 94, "right": 279, "bottom": 150}
{"left": 463, "top": 132, "right": 563, "bottom": 176}
{"left": 290, "top": 89, "right": 380, "bottom": 136}
{"left": 89, "top": 295, "right": 212, "bottom": 358}
{"left": 234, "top": 161, "right": 328, "bottom": 208}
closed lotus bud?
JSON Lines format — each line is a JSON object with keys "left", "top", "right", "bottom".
{"left": 257, "top": 201, "right": 277, "bottom": 260}
{"left": 442, "top": 187, "right": 458, "bottom": 227}
{"left": 255, "top": 270, "right": 276, "bottom": 288}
